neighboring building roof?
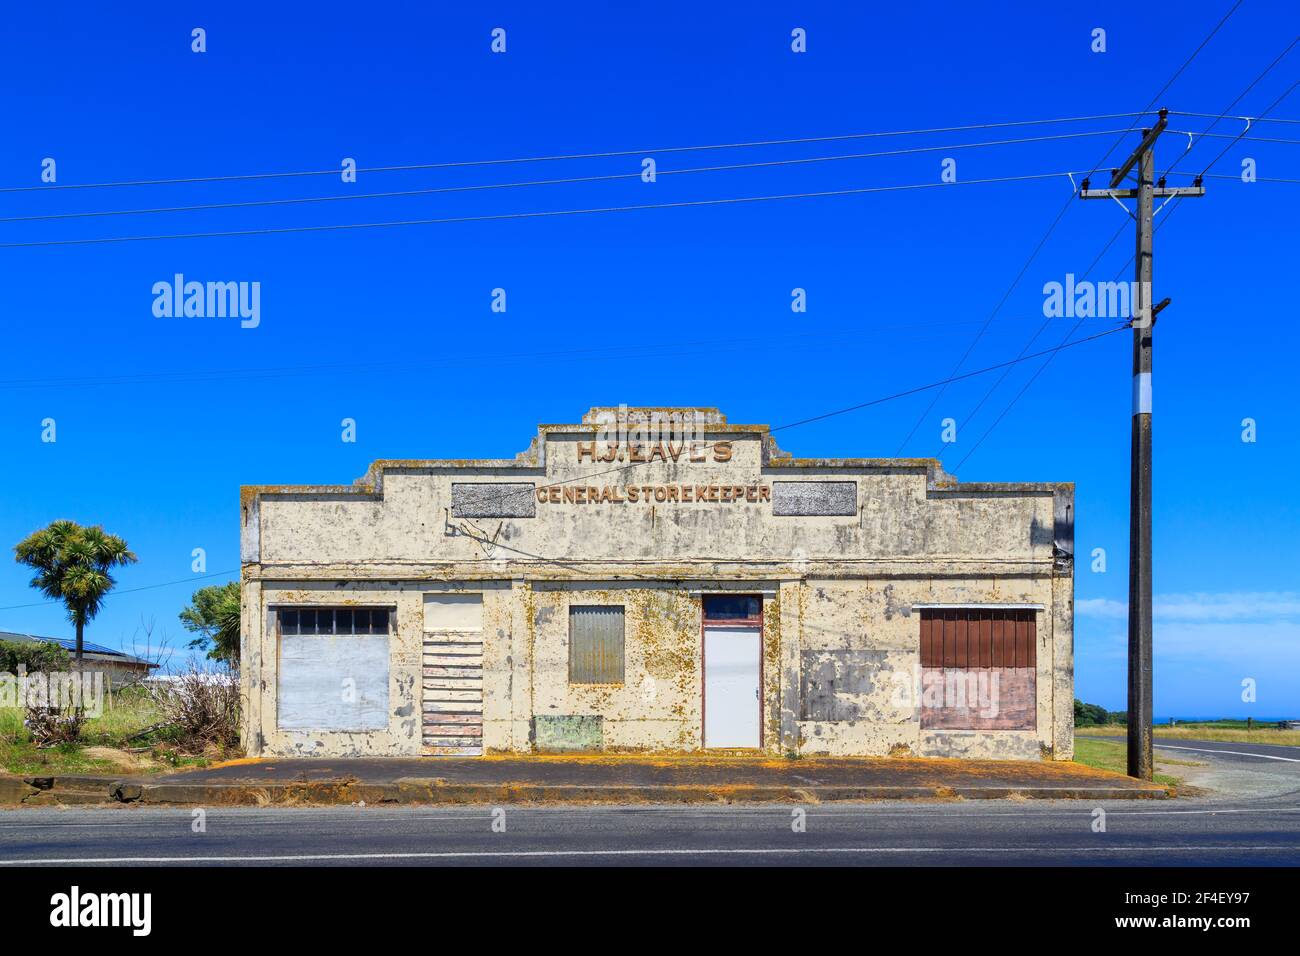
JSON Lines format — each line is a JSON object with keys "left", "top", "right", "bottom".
{"left": 0, "top": 630, "right": 158, "bottom": 669}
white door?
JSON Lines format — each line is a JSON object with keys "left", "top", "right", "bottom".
{"left": 704, "top": 627, "right": 761, "bottom": 748}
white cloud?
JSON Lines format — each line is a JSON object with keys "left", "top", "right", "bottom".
{"left": 1077, "top": 592, "right": 1300, "bottom": 669}
{"left": 1155, "top": 592, "right": 1300, "bottom": 622}
{"left": 1154, "top": 620, "right": 1300, "bottom": 660}
{"left": 1077, "top": 597, "right": 1126, "bottom": 619}
{"left": 1075, "top": 592, "right": 1300, "bottom": 713}
{"left": 1078, "top": 591, "right": 1300, "bottom": 623}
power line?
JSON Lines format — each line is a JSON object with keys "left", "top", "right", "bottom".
{"left": 951, "top": 271, "right": 1137, "bottom": 473}
{"left": 437, "top": 322, "right": 1131, "bottom": 517}
{"left": 937, "top": 135, "right": 1261, "bottom": 465}
{"left": 930, "top": 219, "right": 1130, "bottom": 461}
{"left": 1081, "top": 0, "right": 1247, "bottom": 183}
{"left": 1169, "top": 130, "right": 1300, "bottom": 144}
{"left": 0, "top": 171, "right": 1075, "bottom": 249}
{"left": 894, "top": 166, "right": 1182, "bottom": 456}
{"left": 949, "top": 203, "right": 1160, "bottom": 472}
{"left": 1169, "top": 110, "right": 1300, "bottom": 123}
{"left": 0, "top": 129, "right": 1132, "bottom": 225}
{"left": 1192, "top": 77, "right": 1300, "bottom": 176}
{"left": 949, "top": 242, "right": 1149, "bottom": 473}
{"left": 1130, "top": 41, "right": 1299, "bottom": 245}
{"left": 1153, "top": 34, "right": 1300, "bottom": 189}
{"left": 892, "top": 189, "right": 1076, "bottom": 454}
{"left": 0, "top": 315, "right": 1044, "bottom": 392}
{"left": 1164, "top": 37, "right": 1300, "bottom": 182}
{"left": 770, "top": 325, "right": 1128, "bottom": 435}
{"left": 0, "top": 569, "right": 238, "bottom": 612}
{"left": 0, "top": 112, "right": 1159, "bottom": 195}
{"left": 1167, "top": 171, "right": 1300, "bottom": 183}
{"left": 952, "top": 48, "right": 1300, "bottom": 471}
{"left": 2, "top": 336, "right": 1131, "bottom": 594}
{"left": 936, "top": 9, "right": 1270, "bottom": 470}
{"left": 895, "top": 2, "right": 1245, "bottom": 458}
{"left": 954, "top": 178, "right": 1203, "bottom": 475}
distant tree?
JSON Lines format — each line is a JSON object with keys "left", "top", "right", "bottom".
{"left": 179, "top": 581, "right": 241, "bottom": 663}
{"left": 13, "top": 520, "right": 137, "bottom": 660}
{"left": 1073, "top": 699, "right": 1111, "bottom": 727}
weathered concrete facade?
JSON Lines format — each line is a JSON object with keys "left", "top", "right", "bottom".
{"left": 240, "top": 407, "right": 1074, "bottom": 760}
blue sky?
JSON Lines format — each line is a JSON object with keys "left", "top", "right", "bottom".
{"left": 1, "top": 2, "right": 1296, "bottom": 717}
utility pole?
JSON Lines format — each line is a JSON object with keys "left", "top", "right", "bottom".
{"left": 1079, "top": 107, "right": 1203, "bottom": 780}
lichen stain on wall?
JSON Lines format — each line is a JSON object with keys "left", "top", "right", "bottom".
{"left": 636, "top": 590, "right": 695, "bottom": 682}
{"left": 523, "top": 585, "right": 707, "bottom": 752}
{"left": 762, "top": 590, "right": 782, "bottom": 749}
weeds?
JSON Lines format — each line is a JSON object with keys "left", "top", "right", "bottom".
{"left": 24, "top": 706, "right": 85, "bottom": 747}
{"left": 146, "top": 667, "right": 241, "bottom": 753}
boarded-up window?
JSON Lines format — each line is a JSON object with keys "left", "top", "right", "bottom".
{"left": 278, "top": 607, "right": 390, "bottom": 731}
{"left": 918, "top": 609, "right": 1036, "bottom": 731}
{"left": 423, "top": 593, "right": 483, "bottom": 631}
{"left": 421, "top": 593, "right": 484, "bottom": 756}
{"left": 569, "top": 606, "right": 624, "bottom": 684}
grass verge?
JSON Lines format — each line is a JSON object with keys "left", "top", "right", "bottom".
{"left": 1, "top": 689, "right": 213, "bottom": 776}
{"left": 1076, "top": 723, "right": 1300, "bottom": 746}
{"left": 1073, "top": 737, "right": 1192, "bottom": 788}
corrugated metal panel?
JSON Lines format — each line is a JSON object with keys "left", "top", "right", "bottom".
{"left": 919, "top": 609, "right": 1036, "bottom": 668}
{"left": 569, "top": 606, "right": 625, "bottom": 684}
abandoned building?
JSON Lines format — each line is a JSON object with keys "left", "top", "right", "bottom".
{"left": 239, "top": 406, "right": 1074, "bottom": 760}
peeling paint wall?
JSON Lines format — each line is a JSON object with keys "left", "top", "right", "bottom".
{"left": 248, "top": 583, "right": 424, "bottom": 757}
{"left": 240, "top": 407, "right": 1073, "bottom": 760}
{"left": 789, "top": 577, "right": 1064, "bottom": 758}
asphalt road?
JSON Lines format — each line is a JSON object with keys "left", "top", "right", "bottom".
{"left": 2, "top": 738, "right": 1295, "bottom": 867}
{"left": 1094, "top": 735, "right": 1300, "bottom": 764}
{"left": 1, "top": 799, "right": 1298, "bottom": 866}
{"left": 1093, "top": 735, "right": 1300, "bottom": 801}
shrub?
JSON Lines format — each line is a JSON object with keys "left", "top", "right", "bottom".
{"left": 146, "top": 667, "right": 241, "bottom": 754}
{"left": 25, "top": 706, "right": 85, "bottom": 747}
{"left": 0, "top": 639, "right": 71, "bottom": 674}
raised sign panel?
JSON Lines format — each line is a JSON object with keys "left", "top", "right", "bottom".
{"left": 771, "top": 481, "right": 858, "bottom": 516}
{"left": 451, "top": 482, "right": 536, "bottom": 518}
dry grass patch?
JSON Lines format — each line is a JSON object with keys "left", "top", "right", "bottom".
{"left": 1076, "top": 724, "right": 1300, "bottom": 746}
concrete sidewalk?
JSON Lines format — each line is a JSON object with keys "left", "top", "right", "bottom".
{"left": 2, "top": 754, "right": 1170, "bottom": 806}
